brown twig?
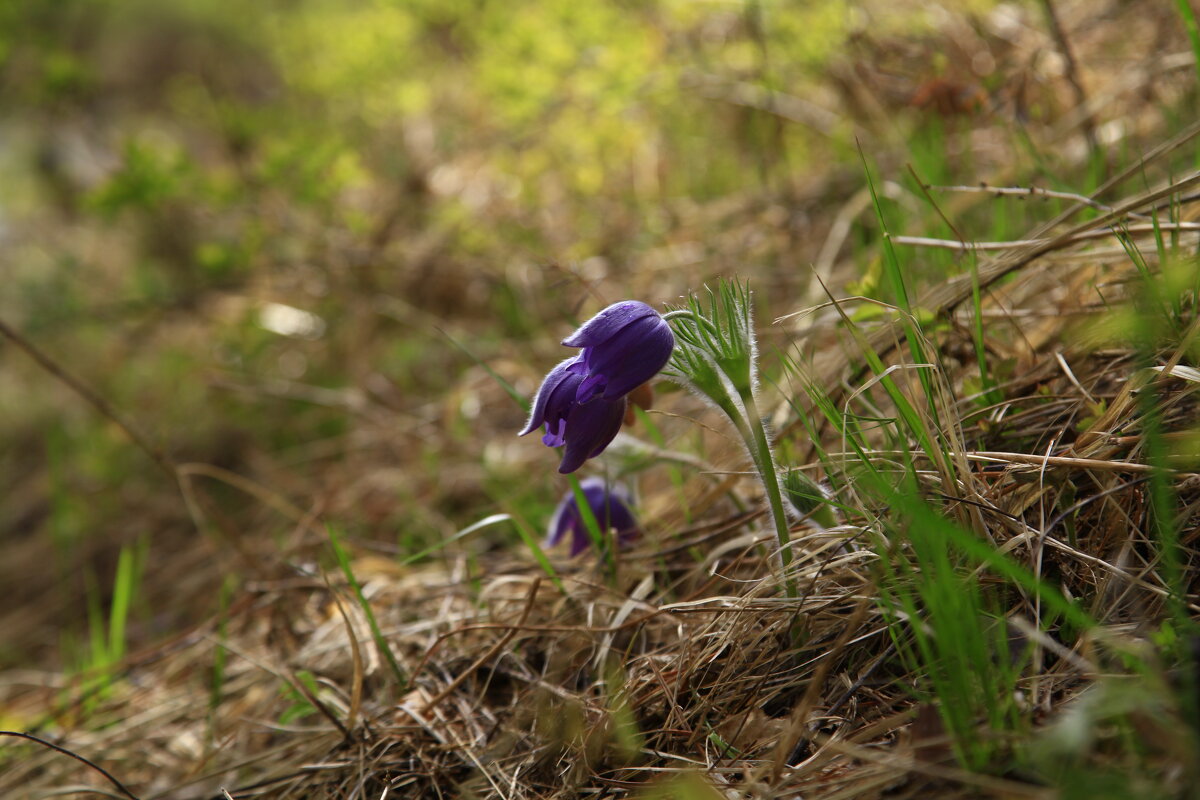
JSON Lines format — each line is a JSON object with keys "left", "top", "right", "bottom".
{"left": 958, "top": 450, "right": 1188, "bottom": 474}
{"left": 0, "top": 315, "right": 177, "bottom": 481}
{"left": 0, "top": 731, "right": 142, "bottom": 800}
{"left": 1040, "top": 0, "right": 1101, "bottom": 160}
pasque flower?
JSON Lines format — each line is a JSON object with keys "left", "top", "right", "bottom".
{"left": 546, "top": 477, "right": 639, "bottom": 556}
{"left": 520, "top": 301, "right": 674, "bottom": 473}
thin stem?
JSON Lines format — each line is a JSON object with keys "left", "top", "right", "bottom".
{"left": 0, "top": 315, "right": 177, "bottom": 482}
{"left": 741, "top": 391, "right": 798, "bottom": 599}
{"left": 663, "top": 308, "right": 724, "bottom": 339}
{"left": 0, "top": 731, "right": 141, "bottom": 800}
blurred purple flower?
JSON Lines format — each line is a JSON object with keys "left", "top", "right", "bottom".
{"left": 519, "top": 356, "right": 627, "bottom": 474}
{"left": 562, "top": 301, "right": 675, "bottom": 404}
{"left": 547, "top": 477, "right": 639, "bottom": 556}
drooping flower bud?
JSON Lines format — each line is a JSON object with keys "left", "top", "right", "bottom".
{"left": 520, "top": 301, "right": 673, "bottom": 473}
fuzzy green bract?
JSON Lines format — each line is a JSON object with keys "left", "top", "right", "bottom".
{"left": 662, "top": 282, "right": 758, "bottom": 411}
{"left": 662, "top": 279, "right": 811, "bottom": 598}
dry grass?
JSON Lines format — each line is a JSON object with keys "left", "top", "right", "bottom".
{"left": 3, "top": 2, "right": 1200, "bottom": 798}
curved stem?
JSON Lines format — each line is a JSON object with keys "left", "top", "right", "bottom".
{"left": 741, "top": 392, "right": 798, "bottom": 599}
{"left": 664, "top": 308, "right": 724, "bottom": 339}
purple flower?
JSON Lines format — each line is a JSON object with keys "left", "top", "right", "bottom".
{"left": 520, "top": 301, "right": 673, "bottom": 473}
{"left": 547, "top": 477, "right": 639, "bottom": 556}
{"left": 562, "top": 301, "right": 675, "bottom": 404}
{"left": 519, "top": 356, "right": 627, "bottom": 474}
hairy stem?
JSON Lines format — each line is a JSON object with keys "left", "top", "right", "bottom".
{"left": 740, "top": 392, "right": 797, "bottom": 599}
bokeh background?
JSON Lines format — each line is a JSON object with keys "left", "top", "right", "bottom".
{"left": 1, "top": 0, "right": 1197, "bottom": 787}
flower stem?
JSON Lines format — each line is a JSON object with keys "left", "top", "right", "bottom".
{"left": 662, "top": 308, "right": 723, "bottom": 339}
{"left": 739, "top": 392, "right": 798, "bottom": 599}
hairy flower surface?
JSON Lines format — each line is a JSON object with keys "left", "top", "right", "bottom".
{"left": 547, "top": 477, "right": 639, "bottom": 556}
{"left": 519, "top": 357, "right": 626, "bottom": 473}
{"left": 562, "top": 301, "right": 675, "bottom": 404}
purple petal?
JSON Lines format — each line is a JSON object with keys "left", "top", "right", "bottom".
{"left": 557, "top": 396, "right": 626, "bottom": 474}
{"left": 545, "top": 492, "right": 574, "bottom": 548}
{"left": 573, "top": 481, "right": 639, "bottom": 555}
{"left": 519, "top": 357, "right": 584, "bottom": 436}
{"left": 541, "top": 418, "right": 566, "bottom": 447}
{"left": 561, "top": 301, "right": 660, "bottom": 349}
{"left": 578, "top": 477, "right": 610, "bottom": 504}
{"left": 608, "top": 499, "right": 638, "bottom": 538}
{"left": 574, "top": 372, "right": 607, "bottom": 404}
{"left": 575, "top": 315, "right": 675, "bottom": 403}
{"left": 580, "top": 478, "right": 638, "bottom": 537}
{"left": 569, "top": 524, "right": 591, "bottom": 556}
{"left": 545, "top": 477, "right": 641, "bottom": 556}
{"left": 585, "top": 404, "right": 626, "bottom": 459}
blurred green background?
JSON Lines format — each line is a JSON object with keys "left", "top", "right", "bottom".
{"left": 1, "top": 0, "right": 1191, "bottom": 673}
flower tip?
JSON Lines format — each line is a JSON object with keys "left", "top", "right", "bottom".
{"left": 517, "top": 414, "right": 542, "bottom": 437}
{"left": 561, "top": 300, "right": 660, "bottom": 349}
{"left": 557, "top": 455, "right": 584, "bottom": 474}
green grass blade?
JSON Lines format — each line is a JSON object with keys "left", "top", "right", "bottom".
{"left": 1176, "top": 0, "right": 1200, "bottom": 86}
{"left": 439, "top": 326, "right": 529, "bottom": 413}
{"left": 399, "top": 513, "right": 513, "bottom": 567}
{"left": 210, "top": 575, "right": 235, "bottom": 714}
{"left": 327, "top": 524, "right": 408, "bottom": 688}
{"left": 107, "top": 545, "right": 136, "bottom": 667}
{"left": 884, "top": 486, "right": 1095, "bottom": 632}
{"left": 568, "top": 474, "right": 616, "bottom": 579}
{"left": 507, "top": 511, "right": 566, "bottom": 594}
